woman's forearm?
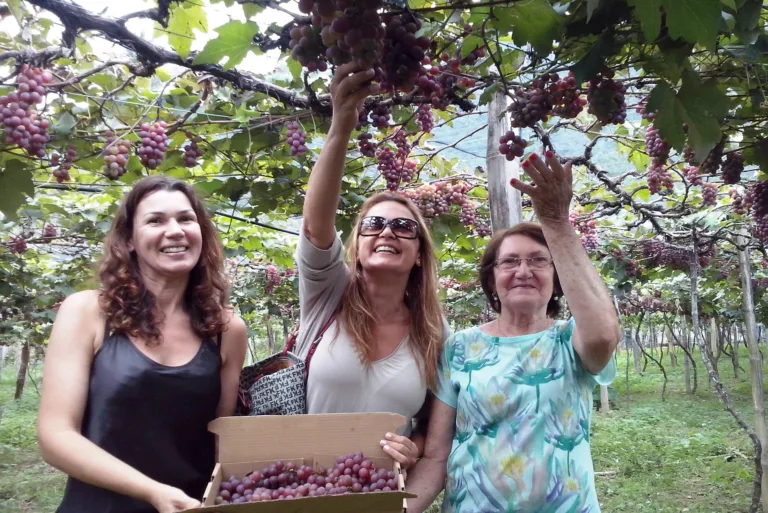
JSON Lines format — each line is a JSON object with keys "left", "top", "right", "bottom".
{"left": 540, "top": 219, "right": 620, "bottom": 370}
{"left": 302, "top": 125, "right": 353, "bottom": 249}
{"left": 40, "top": 429, "right": 161, "bottom": 505}
{"left": 405, "top": 455, "right": 448, "bottom": 513}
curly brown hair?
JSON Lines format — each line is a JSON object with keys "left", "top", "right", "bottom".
{"left": 98, "top": 176, "right": 230, "bottom": 345}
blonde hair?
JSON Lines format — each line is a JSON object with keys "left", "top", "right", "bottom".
{"left": 340, "top": 192, "right": 444, "bottom": 389}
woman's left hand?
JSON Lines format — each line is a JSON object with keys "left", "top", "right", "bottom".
{"left": 380, "top": 432, "right": 419, "bottom": 469}
{"left": 510, "top": 151, "right": 573, "bottom": 224}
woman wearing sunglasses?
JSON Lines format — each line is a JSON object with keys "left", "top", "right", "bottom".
{"left": 404, "top": 153, "right": 620, "bottom": 512}
{"left": 293, "top": 62, "right": 448, "bottom": 469}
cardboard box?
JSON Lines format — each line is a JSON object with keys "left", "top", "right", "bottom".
{"left": 186, "top": 412, "right": 417, "bottom": 512}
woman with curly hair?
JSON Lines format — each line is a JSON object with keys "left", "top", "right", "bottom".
{"left": 294, "top": 63, "right": 449, "bottom": 469}
{"left": 38, "top": 176, "right": 247, "bottom": 513}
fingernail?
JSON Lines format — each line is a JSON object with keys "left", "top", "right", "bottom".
{"left": 380, "top": 440, "right": 387, "bottom": 446}
{"left": 510, "top": 178, "right": 516, "bottom": 185}
{"left": 546, "top": 151, "right": 553, "bottom": 158}
{"left": 522, "top": 161, "right": 529, "bottom": 168}
{"left": 385, "top": 433, "right": 392, "bottom": 439}
{"left": 367, "top": 69, "right": 375, "bottom": 75}
{"left": 530, "top": 154, "right": 537, "bottom": 161}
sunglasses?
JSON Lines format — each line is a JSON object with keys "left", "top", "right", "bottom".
{"left": 359, "top": 216, "right": 420, "bottom": 239}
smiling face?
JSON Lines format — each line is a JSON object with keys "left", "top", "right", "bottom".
{"left": 493, "top": 234, "right": 555, "bottom": 316}
{"left": 128, "top": 190, "right": 203, "bottom": 281}
{"left": 356, "top": 200, "right": 422, "bottom": 276}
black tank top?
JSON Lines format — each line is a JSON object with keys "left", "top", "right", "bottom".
{"left": 56, "top": 327, "right": 222, "bottom": 513}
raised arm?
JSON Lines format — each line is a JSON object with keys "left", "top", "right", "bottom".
{"left": 511, "top": 152, "right": 621, "bottom": 374}
{"left": 302, "top": 63, "right": 379, "bottom": 249}
{"left": 403, "top": 398, "right": 456, "bottom": 513}
{"left": 37, "top": 290, "right": 200, "bottom": 513}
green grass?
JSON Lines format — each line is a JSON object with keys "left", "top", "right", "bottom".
{"left": 1, "top": 347, "right": 766, "bottom": 513}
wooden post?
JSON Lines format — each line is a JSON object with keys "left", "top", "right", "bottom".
{"left": 737, "top": 235, "right": 768, "bottom": 512}
{"left": 486, "top": 89, "right": 522, "bottom": 233}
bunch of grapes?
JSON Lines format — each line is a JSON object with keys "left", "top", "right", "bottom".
{"left": 721, "top": 152, "right": 744, "bottom": 185}
{"left": 569, "top": 211, "right": 599, "bottom": 252}
{"left": 625, "top": 258, "right": 639, "bottom": 277}
{"left": 634, "top": 100, "right": 655, "bottom": 121}
{"left": 699, "top": 140, "right": 724, "bottom": 176}
{"left": 379, "top": 13, "right": 430, "bottom": 93}
{"left": 751, "top": 181, "right": 768, "bottom": 242}
{"left": 377, "top": 147, "right": 400, "bottom": 190}
{"left": 1, "top": 65, "right": 53, "bottom": 159}
{"left": 289, "top": 24, "right": 328, "bottom": 73}
{"left": 508, "top": 73, "right": 557, "bottom": 128}
{"left": 730, "top": 189, "right": 747, "bottom": 215}
{"left": 551, "top": 72, "right": 586, "bottom": 119}
{"left": 475, "top": 222, "right": 491, "bottom": 237}
{"left": 498, "top": 131, "right": 527, "bottom": 161}
{"left": 137, "top": 122, "right": 168, "bottom": 170}
{"left": 415, "top": 105, "right": 434, "bottom": 132}
{"left": 400, "top": 159, "right": 417, "bottom": 184}
{"left": 358, "top": 133, "right": 376, "bottom": 157}
{"left": 393, "top": 129, "right": 410, "bottom": 160}
{"left": 214, "top": 452, "right": 399, "bottom": 504}
{"left": 685, "top": 166, "right": 702, "bottom": 186}
{"left": 644, "top": 127, "right": 669, "bottom": 165}
{"left": 51, "top": 145, "right": 76, "bottom": 183}
{"left": 286, "top": 121, "right": 307, "bottom": 157}
{"left": 459, "top": 202, "right": 477, "bottom": 226}
{"left": 264, "top": 264, "right": 282, "bottom": 295}
{"left": 103, "top": 132, "right": 132, "bottom": 180}
{"left": 586, "top": 70, "right": 627, "bottom": 125}
{"left": 416, "top": 70, "right": 443, "bottom": 101}
{"left": 647, "top": 163, "right": 673, "bottom": 194}
{"left": 404, "top": 183, "right": 448, "bottom": 218}
{"left": 8, "top": 236, "right": 27, "bottom": 255}
{"left": 42, "top": 224, "right": 57, "bottom": 240}
{"left": 183, "top": 140, "right": 204, "bottom": 167}
{"left": 701, "top": 183, "right": 718, "bottom": 207}
{"left": 369, "top": 105, "right": 391, "bottom": 129}
{"left": 356, "top": 107, "right": 370, "bottom": 131}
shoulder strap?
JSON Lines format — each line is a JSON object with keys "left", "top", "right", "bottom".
{"left": 304, "top": 310, "right": 338, "bottom": 378}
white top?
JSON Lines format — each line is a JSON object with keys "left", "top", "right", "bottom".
{"left": 294, "top": 230, "right": 441, "bottom": 434}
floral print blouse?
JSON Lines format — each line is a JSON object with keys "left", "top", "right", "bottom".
{"left": 434, "top": 318, "right": 616, "bottom": 513}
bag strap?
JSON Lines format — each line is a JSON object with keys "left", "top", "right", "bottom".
{"left": 282, "top": 310, "right": 339, "bottom": 376}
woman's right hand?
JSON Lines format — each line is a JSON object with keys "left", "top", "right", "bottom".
{"left": 148, "top": 483, "right": 202, "bottom": 513}
{"left": 329, "top": 63, "right": 380, "bottom": 134}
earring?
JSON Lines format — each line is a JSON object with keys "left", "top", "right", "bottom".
{"left": 416, "top": 258, "right": 421, "bottom": 266}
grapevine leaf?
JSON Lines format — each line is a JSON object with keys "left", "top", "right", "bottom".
{"left": 6, "top": 0, "right": 24, "bottom": 24}
{"left": 164, "top": 3, "right": 208, "bottom": 60}
{"left": 646, "top": 83, "right": 686, "bottom": 150}
{"left": 570, "top": 30, "right": 617, "bottom": 84}
{"left": 721, "top": 0, "right": 736, "bottom": 9}
{"left": 660, "top": 0, "right": 721, "bottom": 50}
{"left": 0, "top": 160, "right": 34, "bottom": 220}
{"left": 192, "top": 21, "right": 259, "bottom": 69}
{"left": 493, "top": 0, "right": 564, "bottom": 56}
{"left": 626, "top": 0, "right": 662, "bottom": 42}
{"left": 287, "top": 58, "right": 302, "bottom": 83}
{"left": 734, "top": 0, "right": 762, "bottom": 42}
{"left": 743, "top": 139, "right": 768, "bottom": 170}
{"left": 53, "top": 112, "right": 77, "bottom": 136}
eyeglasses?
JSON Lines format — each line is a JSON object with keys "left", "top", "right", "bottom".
{"left": 495, "top": 256, "right": 553, "bottom": 271}
{"left": 359, "top": 216, "right": 420, "bottom": 240}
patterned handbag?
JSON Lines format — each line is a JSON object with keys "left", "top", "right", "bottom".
{"left": 235, "top": 312, "right": 338, "bottom": 417}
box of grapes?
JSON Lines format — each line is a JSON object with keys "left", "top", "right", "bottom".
{"left": 185, "top": 412, "right": 417, "bottom": 512}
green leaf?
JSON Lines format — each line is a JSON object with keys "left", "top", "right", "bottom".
{"left": 660, "top": 0, "right": 721, "bottom": 50}
{"left": 165, "top": 3, "right": 208, "bottom": 60}
{"left": 570, "top": 30, "right": 617, "bottom": 84}
{"left": 53, "top": 112, "right": 77, "bottom": 136}
{"left": 6, "top": 0, "right": 24, "bottom": 24}
{"left": 287, "top": 58, "right": 302, "bottom": 83}
{"left": 743, "top": 139, "right": 768, "bottom": 171}
{"left": 493, "top": 0, "right": 563, "bottom": 56}
{"left": 647, "top": 71, "right": 728, "bottom": 160}
{"left": 0, "top": 160, "right": 34, "bottom": 220}
{"left": 721, "top": 0, "right": 737, "bottom": 8}
{"left": 192, "top": 21, "right": 259, "bottom": 69}
{"left": 627, "top": 0, "right": 662, "bottom": 42}
{"left": 586, "top": 0, "right": 602, "bottom": 21}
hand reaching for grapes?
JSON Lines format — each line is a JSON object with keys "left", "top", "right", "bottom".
{"left": 329, "top": 63, "right": 380, "bottom": 135}
{"left": 148, "top": 483, "right": 201, "bottom": 513}
{"left": 510, "top": 151, "right": 573, "bottom": 224}
{"left": 380, "top": 432, "right": 419, "bottom": 469}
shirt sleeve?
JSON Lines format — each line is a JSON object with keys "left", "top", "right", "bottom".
{"left": 559, "top": 317, "right": 617, "bottom": 387}
{"left": 433, "top": 332, "right": 459, "bottom": 409}
{"left": 294, "top": 228, "right": 349, "bottom": 358}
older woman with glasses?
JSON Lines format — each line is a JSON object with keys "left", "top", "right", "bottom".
{"left": 405, "top": 152, "right": 620, "bottom": 512}
{"left": 293, "top": 63, "right": 449, "bottom": 470}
